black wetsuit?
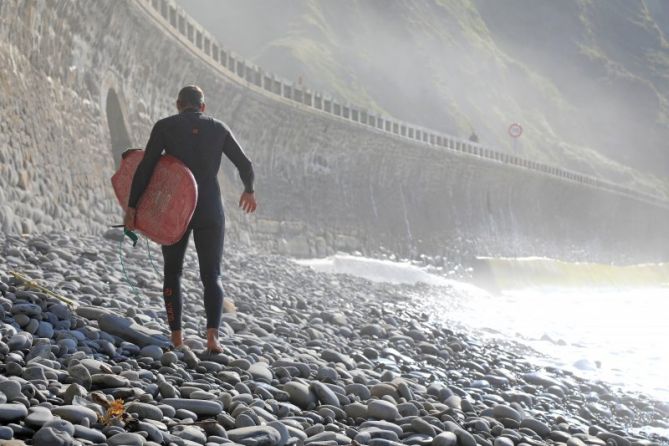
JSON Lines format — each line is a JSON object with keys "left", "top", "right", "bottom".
{"left": 128, "top": 109, "right": 254, "bottom": 331}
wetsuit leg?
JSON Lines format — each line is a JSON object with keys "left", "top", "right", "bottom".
{"left": 192, "top": 218, "right": 225, "bottom": 330}
{"left": 161, "top": 227, "right": 192, "bottom": 331}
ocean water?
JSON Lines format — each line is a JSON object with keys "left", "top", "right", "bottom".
{"left": 295, "top": 254, "right": 669, "bottom": 404}
{"left": 430, "top": 286, "right": 669, "bottom": 403}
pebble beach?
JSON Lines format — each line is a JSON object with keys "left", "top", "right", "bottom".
{"left": 0, "top": 230, "right": 667, "bottom": 446}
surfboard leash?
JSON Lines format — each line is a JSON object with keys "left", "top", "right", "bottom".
{"left": 114, "top": 226, "right": 163, "bottom": 301}
{"left": 145, "top": 237, "right": 162, "bottom": 278}
{"left": 118, "top": 233, "right": 142, "bottom": 301}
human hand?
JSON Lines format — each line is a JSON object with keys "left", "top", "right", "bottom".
{"left": 124, "top": 207, "right": 137, "bottom": 231}
{"left": 239, "top": 192, "right": 257, "bottom": 213}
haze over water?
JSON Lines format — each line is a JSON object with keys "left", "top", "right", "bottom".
{"left": 433, "top": 286, "right": 669, "bottom": 404}
{"left": 297, "top": 255, "right": 669, "bottom": 404}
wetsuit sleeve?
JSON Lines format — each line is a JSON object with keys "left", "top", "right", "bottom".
{"left": 127, "top": 122, "right": 165, "bottom": 208}
{"left": 222, "top": 129, "right": 255, "bottom": 193}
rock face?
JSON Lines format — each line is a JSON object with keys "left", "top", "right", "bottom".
{"left": 0, "top": 233, "right": 665, "bottom": 446}
{"left": 0, "top": 1, "right": 667, "bottom": 263}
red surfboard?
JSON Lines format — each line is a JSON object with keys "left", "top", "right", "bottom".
{"left": 111, "top": 149, "right": 198, "bottom": 245}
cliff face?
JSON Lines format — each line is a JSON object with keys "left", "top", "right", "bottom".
{"left": 0, "top": 0, "right": 667, "bottom": 263}
{"left": 177, "top": 0, "right": 669, "bottom": 192}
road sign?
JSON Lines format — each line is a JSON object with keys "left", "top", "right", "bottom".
{"left": 508, "top": 123, "right": 523, "bottom": 138}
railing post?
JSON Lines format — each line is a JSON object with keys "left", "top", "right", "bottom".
{"left": 178, "top": 14, "right": 185, "bottom": 34}
{"left": 169, "top": 5, "right": 177, "bottom": 27}
{"left": 236, "top": 59, "right": 245, "bottom": 78}
{"left": 333, "top": 100, "right": 341, "bottom": 116}
{"left": 282, "top": 82, "right": 292, "bottom": 100}
{"left": 227, "top": 53, "right": 236, "bottom": 72}
{"left": 196, "top": 30, "right": 202, "bottom": 49}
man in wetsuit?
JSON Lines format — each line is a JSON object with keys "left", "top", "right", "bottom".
{"left": 124, "top": 85, "right": 256, "bottom": 353}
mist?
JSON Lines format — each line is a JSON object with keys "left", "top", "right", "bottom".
{"left": 177, "top": 0, "right": 669, "bottom": 196}
{"left": 0, "top": 1, "right": 668, "bottom": 445}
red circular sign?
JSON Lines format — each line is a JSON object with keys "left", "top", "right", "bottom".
{"left": 508, "top": 123, "right": 523, "bottom": 138}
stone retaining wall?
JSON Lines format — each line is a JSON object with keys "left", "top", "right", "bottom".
{"left": 0, "top": 0, "right": 667, "bottom": 263}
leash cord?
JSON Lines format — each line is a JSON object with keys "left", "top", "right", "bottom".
{"left": 118, "top": 237, "right": 141, "bottom": 300}
{"left": 118, "top": 233, "right": 162, "bottom": 300}
{"left": 146, "top": 237, "right": 162, "bottom": 278}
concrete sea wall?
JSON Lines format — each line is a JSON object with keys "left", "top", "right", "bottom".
{"left": 0, "top": 0, "right": 667, "bottom": 263}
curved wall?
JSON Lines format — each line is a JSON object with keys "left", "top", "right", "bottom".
{"left": 0, "top": 0, "right": 667, "bottom": 263}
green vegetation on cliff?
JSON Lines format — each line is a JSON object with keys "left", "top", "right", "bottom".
{"left": 178, "top": 0, "right": 669, "bottom": 197}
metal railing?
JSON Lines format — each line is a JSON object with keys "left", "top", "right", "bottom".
{"left": 139, "top": 0, "right": 668, "bottom": 208}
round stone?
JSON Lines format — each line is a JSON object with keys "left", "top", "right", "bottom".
{"left": 454, "top": 428, "right": 477, "bottom": 446}
{"left": 161, "top": 398, "right": 222, "bottom": 416}
{"left": 227, "top": 426, "right": 282, "bottom": 446}
{"left": 139, "top": 345, "right": 164, "bottom": 360}
{"left": 0, "top": 426, "right": 13, "bottom": 440}
{"left": 33, "top": 427, "right": 75, "bottom": 446}
{"left": 520, "top": 418, "right": 550, "bottom": 437}
{"left": 126, "top": 402, "right": 164, "bottom": 421}
{"left": 175, "top": 408, "right": 198, "bottom": 420}
{"left": 0, "top": 403, "right": 28, "bottom": 422}
{"left": 189, "top": 390, "right": 216, "bottom": 400}
{"left": 173, "top": 425, "right": 207, "bottom": 444}
{"left": 25, "top": 406, "right": 54, "bottom": 428}
{"left": 7, "top": 333, "right": 32, "bottom": 351}
{"left": 161, "top": 351, "right": 178, "bottom": 366}
{"left": 345, "top": 383, "right": 371, "bottom": 400}
{"left": 36, "top": 321, "right": 54, "bottom": 339}
{"left": 25, "top": 318, "right": 40, "bottom": 334}
{"left": 284, "top": 381, "right": 316, "bottom": 409}
{"left": 14, "top": 314, "right": 30, "bottom": 327}
{"left": 492, "top": 404, "right": 522, "bottom": 422}
{"left": 316, "top": 367, "right": 339, "bottom": 382}
{"left": 158, "top": 382, "right": 178, "bottom": 398}
{"left": 52, "top": 405, "right": 98, "bottom": 425}
{"left": 73, "top": 425, "right": 107, "bottom": 443}
{"left": 0, "top": 381, "right": 22, "bottom": 401}
{"left": 494, "top": 437, "right": 515, "bottom": 446}
{"left": 367, "top": 400, "right": 400, "bottom": 421}
{"left": 22, "top": 366, "right": 46, "bottom": 381}
{"left": 108, "top": 432, "right": 145, "bottom": 446}
{"left": 370, "top": 383, "right": 398, "bottom": 399}
{"left": 43, "top": 419, "right": 75, "bottom": 436}
{"left": 68, "top": 364, "right": 92, "bottom": 390}
{"left": 11, "top": 303, "right": 42, "bottom": 317}
{"left": 311, "top": 381, "right": 340, "bottom": 407}
{"left": 248, "top": 362, "right": 272, "bottom": 382}
{"left": 411, "top": 418, "right": 436, "bottom": 436}
{"left": 434, "top": 432, "right": 458, "bottom": 446}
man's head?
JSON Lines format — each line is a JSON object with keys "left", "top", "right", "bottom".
{"left": 177, "top": 85, "right": 205, "bottom": 112}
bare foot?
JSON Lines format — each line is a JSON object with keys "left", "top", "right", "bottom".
{"left": 206, "top": 328, "right": 224, "bottom": 353}
{"left": 170, "top": 330, "right": 183, "bottom": 349}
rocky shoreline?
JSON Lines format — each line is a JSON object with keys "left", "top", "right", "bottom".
{"left": 0, "top": 231, "right": 666, "bottom": 446}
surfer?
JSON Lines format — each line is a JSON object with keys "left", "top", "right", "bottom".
{"left": 124, "top": 85, "right": 256, "bottom": 353}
